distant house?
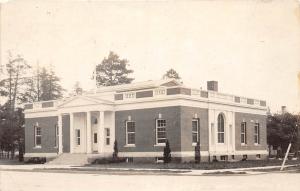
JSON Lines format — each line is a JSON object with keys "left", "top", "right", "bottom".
{"left": 24, "top": 79, "right": 268, "bottom": 163}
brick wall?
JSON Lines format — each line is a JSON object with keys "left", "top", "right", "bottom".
{"left": 235, "top": 112, "right": 267, "bottom": 151}
{"left": 115, "top": 106, "right": 181, "bottom": 153}
{"left": 25, "top": 116, "right": 58, "bottom": 153}
{"left": 180, "top": 106, "right": 209, "bottom": 152}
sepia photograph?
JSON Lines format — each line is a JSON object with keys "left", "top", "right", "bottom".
{"left": 0, "top": 0, "right": 300, "bottom": 190}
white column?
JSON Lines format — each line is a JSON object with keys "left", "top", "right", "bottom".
{"left": 70, "top": 113, "right": 74, "bottom": 154}
{"left": 58, "top": 114, "right": 63, "bottom": 154}
{"left": 86, "top": 111, "right": 92, "bottom": 154}
{"left": 98, "top": 111, "right": 105, "bottom": 153}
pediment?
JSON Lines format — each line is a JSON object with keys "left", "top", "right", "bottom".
{"left": 58, "top": 96, "right": 113, "bottom": 108}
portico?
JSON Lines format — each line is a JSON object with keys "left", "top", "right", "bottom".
{"left": 56, "top": 96, "right": 115, "bottom": 155}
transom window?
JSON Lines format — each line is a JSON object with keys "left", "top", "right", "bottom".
{"left": 126, "top": 121, "right": 135, "bottom": 145}
{"left": 156, "top": 119, "right": 167, "bottom": 144}
{"left": 34, "top": 125, "right": 42, "bottom": 147}
{"left": 192, "top": 119, "right": 199, "bottom": 144}
{"left": 254, "top": 123, "right": 260, "bottom": 144}
{"left": 76, "top": 129, "right": 80, "bottom": 145}
{"left": 241, "top": 122, "right": 247, "bottom": 144}
{"left": 217, "top": 114, "right": 225, "bottom": 143}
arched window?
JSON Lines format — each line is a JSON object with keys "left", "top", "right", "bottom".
{"left": 217, "top": 114, "right": 225, "bottom": 143}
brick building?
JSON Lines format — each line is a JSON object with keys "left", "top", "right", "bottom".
{"left": 24, "top": 79, "right": 268, "bottom": 163}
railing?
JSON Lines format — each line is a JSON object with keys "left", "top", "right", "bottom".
{"left": 115, "top": 87, "right": 267, "bottom": 108}
{"left": 25, "top": 87, "right": 267, "bottom": 110}
{"left": 24, "top": 100, "right": 61, "bottom": 110}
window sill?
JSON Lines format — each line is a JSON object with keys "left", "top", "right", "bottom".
{"left": 192, "top": 143, "right": 201, "bottom": 146}
{"left": 254, "top": 143, "right": 260, "bottom": 146}
{"left": 241, "top": 143, "right": 247, "bottom": 146}
{"left": 124, "top": 144, "right": 136, "bottom": 147}
{"left": 33, "top": 146, "right": 42, "bottom": 149}
{"left": 154, "top": 144, "right": 166, "bottom": 147}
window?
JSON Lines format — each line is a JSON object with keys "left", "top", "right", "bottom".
{"left": 55, "top": 124, "right": 59, "bottom": 147}
{"left": 76, "top": 129, "right": 80, "bottom": 145}
{"left": 94, "top": 133, "right": 97, "bottom": 143}
{"left": 105, "top": 128, "right": 110, "bottom": 145}
{"left": 241, "top": 122, "right": 247, "bottom": 144}
{"left": 256, "top": 154, "right": 261, "bottom": 159}
{"left": 124, "top": 92, "right": 135, "bottom": 99}
{"left": 192, "top": 119, "right": 199, "bottom": 144}
{"left": 155, "top": 88, "right": 166, "bottom": 96}
{"left": 254, "top": 123, "right": 260, "bottom": 144}
{"left": 156, "top": 119, "right": 166, "bottom": 144}
{"left": 126, "top": 121, "right": 135, "bottom": 145}
{"left": 34, "top": 126, "right": 42, "bottom": 147}
{"left": 217, "top": 114, "right": 225, "bottom": 143}
{"left": 220, "top": 155, "right": 228, "bottom": 161}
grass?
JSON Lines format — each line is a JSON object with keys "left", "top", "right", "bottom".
{"left": 89, "top": 159, "right": 300, "bottom": 170}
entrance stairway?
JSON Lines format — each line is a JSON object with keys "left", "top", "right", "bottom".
{"left": 47, "top": 153, "right": 89, "bottom": 166}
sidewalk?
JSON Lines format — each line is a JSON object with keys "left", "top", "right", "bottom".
{"left": 0, "top": 163, "right": 298, "bottom": 175}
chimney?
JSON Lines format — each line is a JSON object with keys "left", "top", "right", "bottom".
{"left": 281, "top": 106, "right": 287, "bottom": 114}
{"left": 207, "top": 81, "right": 218, "bottom": 91}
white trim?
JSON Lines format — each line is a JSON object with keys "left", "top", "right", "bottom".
{"left": 24, "top": 153, "right": 58, "bottom": 158}
{"left": 156, "top": 119, "right": 167, "bottom": 145}
{"left": 118, "top": 151, "right": 210, "bottom": 157}
{"left": 235, "top": 150, "right": 268, "bottom": 155}
{"left": 124, "top": 144, "right": 136, "bottom": 147}
{"left": 34, "top": 126, "right": 42, "bottom": 147}
{"left": 126, "top": 121, "right": 136, "bottom": 145}
{"left": 241, "top": 122, "right": 247, "bottom": 144}
{"left": 154, "top": 143, "right": 166, "bottom": 147}
{"left": 192, "top": 119, "right": 199, "bottom": 144}
{"left": 254, "top": 122, "right": 260, "bottom": 144}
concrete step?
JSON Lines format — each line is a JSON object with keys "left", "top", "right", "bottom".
{"left": 47, "top": 153, "right": 88, "bottom": 165}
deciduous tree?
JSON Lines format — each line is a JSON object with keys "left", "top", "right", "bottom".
{"left": 162, "top": 68, "right": 181, "bottom": 80}
{"left": 93, "top": 51, "right": 134, "bottom": 87}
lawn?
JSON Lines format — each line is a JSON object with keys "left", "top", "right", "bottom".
{"left": 89, "top": 159, "right": 300, "bottom": 170}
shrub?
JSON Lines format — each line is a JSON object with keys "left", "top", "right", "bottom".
{"left": 195, "top": 141, "right": 200, "bottom": 163}
{"left": 113, "top": 140, "right": 118, "bottom": 159}
{"left": 163, "top": 140, "right": 171, "bottom": 163}
{"left": 25, "top": 157, "right": 46, "bottom": 164}
{"left": 92, "top": 157, "right": 126, "bottom": 164}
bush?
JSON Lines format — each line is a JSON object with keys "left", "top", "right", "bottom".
{"left": 92, "top": 157, "right": 126, "bottom": 164}
{"left": 25, "top": 157, "right": 46, "bottom": 164}
{"left": 195, "top": 142, "right": 200, "bottom": 163}
{"left": 163, "top": 140, "right": 171, "bottom": 163}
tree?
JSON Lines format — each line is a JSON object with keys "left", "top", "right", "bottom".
{"left": 0, "top": 52, "right": 31, "bottom": 111}
{"left": 162, "top": 68, "right": 181, "bottom": 80}
{"left": 0, "top": 104, "right": 24, "bottom": 159}
{"left": 195, "top": 141, "right": 201, "bottom": 163}
{"left": 267, "top": 112, "right": 300, "bottom": 157}
{"left": 113, "top": 140, "right": 118, "bottom": 159}
{"left": 73, "top": 81, "right": 83, "bottom": 95}
{"left": 93, "top": 51, "right": 134, "bottom": 87}
{"left": 163, "top": 140, "right": 171, "bottom": 163}
{"left": 39, "top": 67, "right": 64, "bottom": 101}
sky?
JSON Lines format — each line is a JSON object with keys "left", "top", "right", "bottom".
{"left": 1, "top": 0, "right": 300, "bottom": 113}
